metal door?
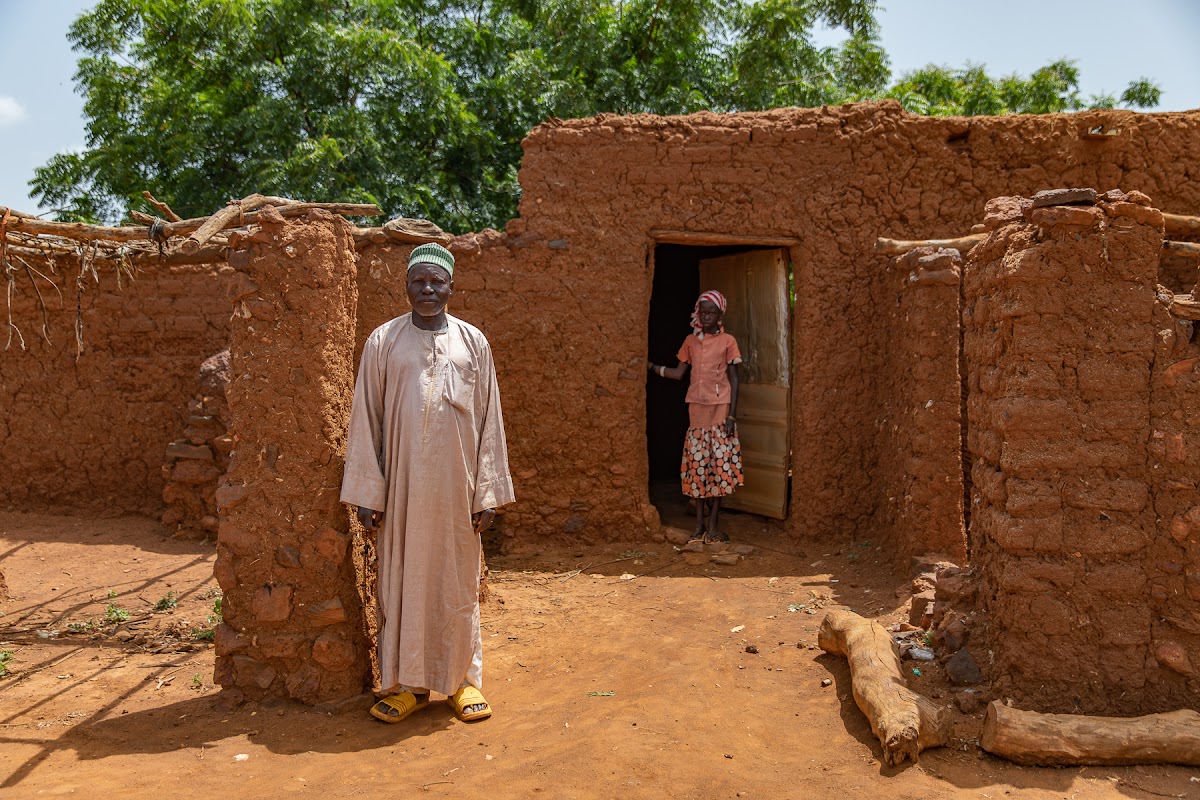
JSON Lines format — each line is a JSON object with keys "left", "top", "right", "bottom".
{"left": 698, "top": 249, "right": 791, "bottom": 518}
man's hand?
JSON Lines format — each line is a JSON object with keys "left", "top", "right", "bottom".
{"left": 472, "top": 508, "right": 496, "bottom": 535}
{"left": 357, "top": 506, "right": 383, "bottom": 532}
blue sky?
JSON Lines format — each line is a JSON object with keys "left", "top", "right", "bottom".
{"left": 2, "top": 0, "right": 1198, "bottom": 212}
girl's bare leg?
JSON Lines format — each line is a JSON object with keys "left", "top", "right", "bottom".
{"left": 693, "top": 498, "right": 707, "bottom": 540}
{"left": 706, "top": 498, "right": 727, "bottom": 542}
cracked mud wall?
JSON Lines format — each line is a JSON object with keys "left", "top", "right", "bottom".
{"left": 6, "top": 102, "right": 1200, "bottom": 561}
{"left": 0, "top": 259, "right": 229, "bottom": 514}
{"left": 965, "top": 196, "right": 1199, "bottom": 713}
{"left": 878, "top": 247, "right": 966, "bottom": 563}
{"left": 214, "top": 212, "right": 370, "bottom": 704}
{"left": 385, "top": 101, "right": 1200, "bottom": 551}
{"left": 354, "top": 227, "right": 653, "bottom": 551}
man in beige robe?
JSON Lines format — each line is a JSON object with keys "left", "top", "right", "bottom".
{"left": 341, "top": 242, "right": 514, "bottom": 723}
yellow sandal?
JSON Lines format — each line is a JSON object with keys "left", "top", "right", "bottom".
{"left": 449, "top": 686, "right": 492, "bottom": 722}
{"left": 370, "top": 691, "right": 430, "bottom": 723}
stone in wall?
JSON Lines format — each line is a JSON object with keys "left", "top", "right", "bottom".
{"left": 161, "top": 349, "right": 231, "bottom": 537}
{"left": 964, "top": 189, "right": 1198, "bottom": 714}
{"left": 213, "top": 209, "right": 370, "bottom": 705}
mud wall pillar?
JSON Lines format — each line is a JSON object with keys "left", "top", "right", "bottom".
{"left": 213, "top": 209, "right": 370, "bottom": 705}
{"left": 964, "top": 193, "right": 1176, "bottom": 713}
{"left": 878, "top": 247, "right": 966, "bottom": 563}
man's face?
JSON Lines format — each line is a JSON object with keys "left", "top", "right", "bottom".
{"left": 406, "top": 263, "right": 453, "bottom": 317}
{"left": 698, "top": 299, "right": 722, "bottom": 330}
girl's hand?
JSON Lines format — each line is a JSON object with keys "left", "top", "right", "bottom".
{"left": 723, "top": 416, "right": 736, "bottom": 437}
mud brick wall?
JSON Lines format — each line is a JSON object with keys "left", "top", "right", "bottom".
{"left": 8, "top": 103, "right": 1200, "bottom": 559}
{"left": 877, "top": 247, "right": 966, "bottom": 563}
{"left": 447, "top": 103, "right": 1200, "bottom": 550}
{"left": 0, "top": 259, "right": 228, "bottom": 514}
{"left": 353, "top": 231, "right": 651, "bottom": 549}
{"left": 964, "top": 195, "right": 1198, "bottom": 713}
{"left": 1148, "top": 294, "right": 1200, "bottom": 691}
{"left": 213, "top": 211, "right": 370, "bottom": 704}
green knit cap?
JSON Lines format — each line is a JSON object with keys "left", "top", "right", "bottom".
{"left": 408, "top": 242, "right": 455, "bottom": 277}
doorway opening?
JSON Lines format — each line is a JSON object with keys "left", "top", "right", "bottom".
{"left": 646, "top": 241, "right": 795, "bottom": 532}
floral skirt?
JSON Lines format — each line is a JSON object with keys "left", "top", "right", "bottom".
{"left": 681, "top": 405, "right": 744, "bottom": 499}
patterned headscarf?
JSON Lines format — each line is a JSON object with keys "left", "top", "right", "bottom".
{"left": 690, "top": 289, "right": 728, "bottom": 335}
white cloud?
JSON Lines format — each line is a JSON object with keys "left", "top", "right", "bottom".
{"left": 0, "top": 96, "right": 28, "bottom": 127}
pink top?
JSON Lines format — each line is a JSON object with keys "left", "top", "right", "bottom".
{"left": 677, "top": 332, "right": 742, "bottom": 405}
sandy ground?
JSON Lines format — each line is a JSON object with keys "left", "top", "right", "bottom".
{"left": 0, "top": 512, "right": 1196, "bottom": 800}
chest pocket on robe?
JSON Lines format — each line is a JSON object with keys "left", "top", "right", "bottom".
{"left": 444, "top": 361, "right": 477, "bottom": 412}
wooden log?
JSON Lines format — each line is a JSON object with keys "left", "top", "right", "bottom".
{"left": 650, "top": 229, "right": 800, "bottom": 247}
{"left": 981, "top": 701, "right": 1200, "bottom": 766}
{"left": 4, "top": 242, "right": 228, "bottom": 268}
{"left": 1164, "top": 240, "right": 1200, "bottom": 258}
{"left": 179, "top": 194, "right": 267, "bottom": 254}
{"left": 142, "top": 191, "right": 182, "bottom": 222}
{"left": 875, "top": 233, "right": 987, "bottom": 256}
{"left": 0, "top": 200, "right": 382, "bottom": 248}
{"left": 1166, "top": 294, "right": 1200, "bottom": 321}
{"left": 818, "top": 609, "right": 950, "bottom": 766}
{"left": 353, "top": 223, "right": 451, "bottom": 247}
{"left": 0, "top": 210, "right": 153, "bottom": 243}
{"left": 4, "top": 235, "right": 109, "bottom": 258}
{"left": 1164, "top": 212, "right": 1200, "bottom": 237}
{"left": 383, "top": 217, "right": 452, "bottom": 244}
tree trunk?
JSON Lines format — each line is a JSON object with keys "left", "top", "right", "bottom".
{"left": 981, "top": 701, "right": 1200, "bottom": 766}
{"left": 818, "top": 610, "right": 950, "bottom": 766}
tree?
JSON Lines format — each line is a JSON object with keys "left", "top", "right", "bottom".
{"left": 33, "top": 2, "right": 1162, "bottom": 231}
{"left": 886, "top": 59, "right": 1162, "bottom": 117}
{"left": 33, "top": 0, "right": 888, "bottom": 231}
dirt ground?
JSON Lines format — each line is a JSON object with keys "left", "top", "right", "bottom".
{"left": 1, "top": 512, "right": 1196, "bottom": 800}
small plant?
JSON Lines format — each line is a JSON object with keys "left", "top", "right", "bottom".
{"left": 153, "top": 592, "right": 178, "bottom": 612}
{"left": 0, "top": 650, "right": 13, "bottom": 677}
{"left": 191, "top": 673, "right": 203, "bottom": 689}
{"left": 104, "top": 604, "right": 129, "bottom": 624}
{"left": 66, "top": 620, "right": 96, "bottom": 633}
{"left": 106, "top": 589, "right": 118, "bottom": 599}
{"left": 192, "top": 595, "right": 223, "bottom": 642}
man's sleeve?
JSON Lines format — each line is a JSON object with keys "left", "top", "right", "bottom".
{"left": 340, "top": 333, "right": 389, "bottom": 511}
{"left": 472, "top": 341, "right": 516, "bottom": 514}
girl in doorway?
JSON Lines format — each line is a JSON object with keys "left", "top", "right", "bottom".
{"left": 648, "top": 290, "right": 744, "bottom": 542}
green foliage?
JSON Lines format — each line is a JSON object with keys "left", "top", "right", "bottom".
{"left": 33, "top": 2, "right": 1162, "bottom": 231}
{"left": 193, "top": 594, "right": 222, "bottom": 641}
{"left": 153, "top": 592, "right": 178, "bottom": 612}
{"left": 887, "top": 59, "right": 1162, "bottom": 117}
{"left": 104, "top": 603, "right": 129, "bottom": 624}
{"left": 35, "top": 0, "right": 887, "bottom": 230}
{"left": 0, "top": 650, "right": 12, "bottom": 677}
